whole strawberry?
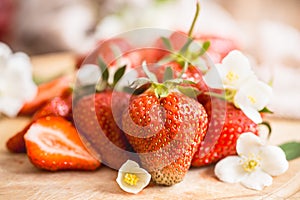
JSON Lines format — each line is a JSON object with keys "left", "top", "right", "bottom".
{"left": 122, "top": 63, "right": 208, "bottom": 185}
{"left": 192, "top": 98, "right": 258, "bottom": 167}
{"left": 73, "top": 64, "right": 134, "bottom": 169}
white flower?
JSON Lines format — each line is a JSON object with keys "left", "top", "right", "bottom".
{"left": 204, "top": 50, "right": 273, "bottom": 124}
{"left": 215, "top": 132, "right": 288, "bottom": 191}
{"left": 116, "top": 160, "right": 151, "bottom": 194}
{"left": 204, "top": 50, "right": 255, "bottom": 90}
{"left": 0, "top": 43, "right": 37, "bottom": 117}
{"left": 234, "top": 77, "right": 273, "bottom": 123}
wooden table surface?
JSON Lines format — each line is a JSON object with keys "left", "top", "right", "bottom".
{"left": 0, "top": 53, "right": 299, "bottom": 200}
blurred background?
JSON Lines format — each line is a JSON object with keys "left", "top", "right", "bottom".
{"left": 0, "top": 0, "right": 300, "bottom": 118}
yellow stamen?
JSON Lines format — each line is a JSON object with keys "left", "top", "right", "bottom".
{"left": 226, "top": 71, "right": 239, "bottom": 82}
{"left": 124, "top": 173, "right": 139, "bottom": 186}
{"left": 247, "top": 95, "right": 256, "bottom": 104}
{"left": 243, "top": 159, "right": 259, "bottom": 172}
{"left": 241, "top": 154, "right": 260, "bottom": 172}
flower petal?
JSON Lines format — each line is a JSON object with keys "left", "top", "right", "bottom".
{"left": 241, "top": 170, "right": 272, "bottom": 190}
{"left": 235, "top": 78, "right": 272, "bottom": 111}
{"left": 0, "top": 42, "right": 12, "bottom": 69}
{"left": 116, "top": 160, "right": 151, "bottom": 194}
{"left": 214, "top": 156, "right": 246, "bottom": 183}
{"left": 260, "top": 146, "right": 289, "bottom": 176}
{"left": 219, "top": 50, "right": 254, "bottom": 88}
{"left": 239, "top": 103, "right": 262, "bottom": 124}
{"left": 0, "top": 97, "right": 24, "bottom": 117}
{"left": 237, "top": 132, "right": 262, "bottom": 156}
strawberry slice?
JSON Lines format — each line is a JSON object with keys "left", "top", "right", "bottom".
{"left": 6, "top": 93, "right": 73, "bottom": 153}
{"left": 19, "top": 75, "right": 72, "bottom": 115}
{"left": 24, "top": 116, "right": 100, "bottom": 171}
{"left": 32, "top": 93, "right": 72, "bottom": 121}
{"left": 6, "top": 123, "right": 32, "bottom": 153}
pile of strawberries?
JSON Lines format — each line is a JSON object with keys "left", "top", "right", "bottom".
{"left": 6, "top": 29, "right": 260, "bottom": 186}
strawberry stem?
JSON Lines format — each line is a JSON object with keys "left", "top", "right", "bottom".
{"left": 188, "top": 1, "right": 200, "bottom": 38}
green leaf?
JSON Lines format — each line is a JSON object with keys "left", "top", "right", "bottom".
{"left": 279, "top": 142, "right": 300, "bottom": 161}
{"left": 113, "top": 65, "right": 127, "bottom": 87}
{"left": 98, "top": 57, "right": 109, "bottom": 82}
{"left": 179, "top": 38, "right": 193, "bottom": 54}
{"left": 142, "top": 61, "right": 158, "bottom": 82}
{"left": 198, "top": 41, "right": 210, "bottom": 56}
{"left": 259, "top": 107, "right": 274, "bottom": 114}
{"left": 161, "top": 37, "right": 173, "bottom": 51}
{"left": 163, "top": 66, "right": 173, "bottom": 82}
{"left": 177, "top": 85, "right": 201, "bottom": 98}
{"left": 130, "top": 77, "right": 152, "bottom": 89}
{"left": 202, "top": 41, "right": 210, "bottom": 51}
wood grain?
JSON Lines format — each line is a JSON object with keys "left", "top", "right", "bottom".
{"left": 0, "top": 53, "right": 299, "bottom": 200}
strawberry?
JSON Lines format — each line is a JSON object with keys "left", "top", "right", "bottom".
{"left": 24, "top": 116, "right": 100, "bottom": 171}
{"left": 6, "top": 91, "right": 73, "bottom": 153}
{"left": 73, "top": 61, "right": 134, "bottom": 169}
{"left": 73, "top": 90, "right": 134, "bottom": 169}
{"left": 192, "top": 98, "right": 258, "bottom": 167}
{"left": 19, "top": 75, "right": 72, "bottom": 115}
{"left": 6, "top": 123, "right": 32, "bottom": 153}
{"left": 32, "top": 93, "right": 72, "bottom": 121}
{"left": 122, "top": 64, "right": 208, "bottom": 185}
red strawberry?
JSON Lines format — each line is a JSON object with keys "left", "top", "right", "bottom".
{"left": 192, "top": 98, "right": 258, "bottom": 167}
{"left": 122, "top": 70, "right": 208, "bottom": 185}
{"left": 73, "top": 90, "right": 133, "bottom": 169}
{"left": 6, "top": 123, "right": 32, "bottom": 153}
{"left": 6, "top": 92, "right": 73, "bottom": 153}
{"left": 32, "top": 93, "right": 72, "bottom": 121}
{"left": 24, "top": 116, "right": 100, "bottom": 171}
{"left": 19, "top": 75, "right": 72, "bottom": 115}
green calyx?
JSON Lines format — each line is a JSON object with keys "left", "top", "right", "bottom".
{"left": 131, "top": 62, "right": 200, "bottom": 99}
{"left": 95, "top": 57, "right": 127, "bottom": 92}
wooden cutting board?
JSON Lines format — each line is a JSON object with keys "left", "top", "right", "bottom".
{"left": 0, "top": 53, "right": 299, "bottom": 200}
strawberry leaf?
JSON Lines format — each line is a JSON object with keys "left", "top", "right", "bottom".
{"left": 279, "top": 142, "right": 300, "bottom": 161}
{"left": 130, "top": 77, "right": 152, "bottom": 89}
{"left": 113, "top": 65, "right": 127, "bottom": 87}
{"left": 98, "top": 57, "right": 109, "bottom": 82}
{"left": 161, "top": 37, "right": 173, "bottom": 51}
{"left": 163, "top": 66, "right": 173, "bottom": 82}
{"left": 142, "top": 61, "right": 158, "bottom": 82}
{"left": 259, "top": 107, "right": 273, "bottom": 114}
{"left": 198, "top": 41, "right": 211, "bottom": 56}
{"left": 177, "top": 85, "right": 201, "bottom": 98}
{"left": 179, "top": 38, "right": 193, "bottom": 55}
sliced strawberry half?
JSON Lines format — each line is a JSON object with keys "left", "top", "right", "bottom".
{"left": 24, "top": 116, "right": 100, "bottom": 171}
{"left": 6, "top": 122, "right": 32, "bottom": 153}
